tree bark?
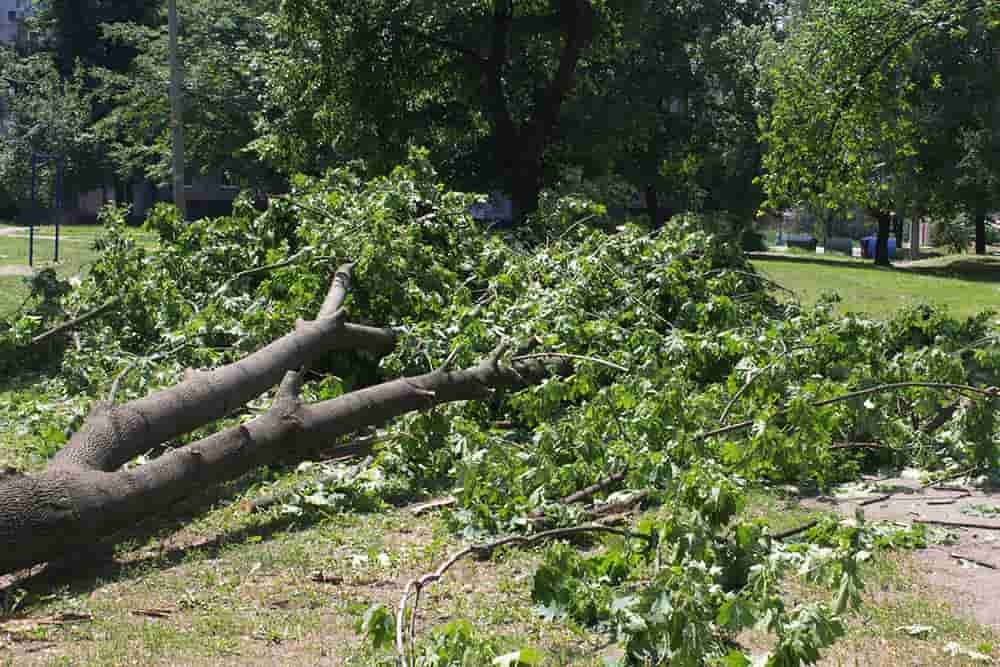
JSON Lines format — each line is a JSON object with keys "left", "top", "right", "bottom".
{"left": 0, "top": 265, "right": 545, "bottom": 577}
{"left": 482, "top": 0, "right": 596, "bottom": 224}
{"left": 892, "top": 212, "right": 903, "bottom": 247}
{"left": 974, "top": 208, "right": 987, "bottom": 255}
{"left": 910, "top": 214, "right": 921, "bottom": 261}
{"left": 870, "top": 209, "right": 892, "bottom": 267}
{"left": 644, "top": 184, "right": 659, "bottom": 227}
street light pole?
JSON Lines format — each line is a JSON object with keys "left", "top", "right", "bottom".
{"left": 168, "top": 0, "right": 186, "bottom": 219}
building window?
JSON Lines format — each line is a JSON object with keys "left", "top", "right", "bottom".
{"left": 7, "top": 11, "right": 16, "bottom": 21}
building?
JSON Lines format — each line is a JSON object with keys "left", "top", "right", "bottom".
{"left": 0, "top": 0, "right": 36, "bottom": 45}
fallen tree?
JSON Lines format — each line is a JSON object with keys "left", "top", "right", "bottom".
{"left": 0, "top": 264, "right": 544, "bottom": 576}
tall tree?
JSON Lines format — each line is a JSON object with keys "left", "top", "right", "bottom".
{"left": 93, "top": 0, "right": 277, "bottom": 191}
{"left": 545, "top": 0, "right": 772, "bottom": 226}
{"left": 259, "top": 0, "right": 643, "bottom": 223}
{"left": 0, "top": 51, "right": 102, "bottom": 206}
{"left": 36, "top": 0, "right": 159, "bottom": 76}
{"left": 759, "top": 0, "right": 997, "bottom": 264}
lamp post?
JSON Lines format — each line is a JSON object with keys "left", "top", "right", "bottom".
{"left": 168, "top": 0, "right": 186, "bottom": 219}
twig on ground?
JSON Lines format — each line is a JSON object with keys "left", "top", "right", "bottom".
{"left": 527, "top": 470, "right": 632, "bottom": 526}
{"left": 395, "top": 525, "right": 654, "bottom": 666}
{"left": 587, "top": 490, "right": 651, "bottom": 519}
{"left": 773, "top": 519, "right": 819, "bottom": 541}
{"left": 932, "top": 485, "right": 973, "bottom": 493}
{"left": 949, "top": 552, "right": 998, "bottom": 569}
{"left": 914, "top": 518, "right": 1000, "bottom": 531}
{"left": 858, "top": 493, "right": 893, "bottom": 507}
{"left": 410, "top": 497, "right": 457, "bottom": 516}
{"left": 559, "top": 471, "right": 629, "bottom": 506}
{"left": 927, "top": 492, "right": 971, "bottom": 505}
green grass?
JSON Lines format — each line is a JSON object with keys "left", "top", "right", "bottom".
{"left": 2, "top": 483, "right": 994, "bottom": 665}
{"left": 752, "top": 255, "right": 1000, "bottom": 320}
{"left": 0, "top": 224, "right": 158, "bottom": 317}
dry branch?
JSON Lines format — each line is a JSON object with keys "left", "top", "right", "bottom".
{"left": 395, "top": 525, "right": 654, "bottom": 665}
{"left": 772, "top": 519, "right": 820, "bottom": 541}
{"left": 913, "top": 518, "right": 1000, "bottom": 531}
{"left": 949, "top": 552, "right": 998, "bottom": 569}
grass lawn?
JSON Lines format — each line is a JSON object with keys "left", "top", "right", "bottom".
{"left": 0, "top": 482, "right": 994, "bottom": 666}
{"left": 0, "top": 224, "right": 158, "bottom": 317}
{"left": 751, "top": 254, "right": 1000, "bottom": 320}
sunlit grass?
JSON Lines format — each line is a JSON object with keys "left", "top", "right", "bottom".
{"left": 752, "top": 256, "right": 1000, "bottom": 320}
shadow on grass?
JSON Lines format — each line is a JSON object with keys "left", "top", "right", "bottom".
{"left": 0, "top": 469, "right": 434, "bottom": 616}
{"left": 749, "top": 252, "right": 1000, "bottom": 283}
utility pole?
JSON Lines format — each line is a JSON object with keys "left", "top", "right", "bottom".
{"left": 168, "top": 0, "right": 186, "bottom": 219}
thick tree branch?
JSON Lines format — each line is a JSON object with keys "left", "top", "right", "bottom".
{"left": 0, "top": 266, "right": 549, "bottom": 576}
{"left": 528, "top": 0, "right": 596, "bottom": 146}
{"left": 48, "top": 265, "right": 395, "bottom": 474}
{"left": 0, "top": 344, "right": 535, "bottom": 575}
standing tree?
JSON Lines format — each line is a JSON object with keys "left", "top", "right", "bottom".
{"left": 0, "top": 52, "right": 102, "bottom": 207}
{"left": 575, "top": 0, "right": 772, "bottom": 227}
{"left": 258, "top": 0, "right": 644, "bottom": 223}
{"left": 93, "top": 0, "right": 278, "bottom": 193}
{"left": 759, "top": 0, "right": 996, "bottom": 264}
{"left": 34, "top": 0, "right": 159, "bottom": 76}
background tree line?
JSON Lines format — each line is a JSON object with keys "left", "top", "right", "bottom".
{"left": 0, "top": 0, "right": 997, "bottom": 254}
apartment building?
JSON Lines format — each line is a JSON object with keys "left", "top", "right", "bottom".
{"left": 0, "top": 0, "right": 35, "bottom": 45}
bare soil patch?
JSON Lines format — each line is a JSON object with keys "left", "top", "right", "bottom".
{"left": 803, "top": 476, "right": 1000, "bottom": 629}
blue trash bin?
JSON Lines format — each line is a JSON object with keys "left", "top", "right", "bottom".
{"left": 861, "top": 236, "right": 896, "bottom": 260}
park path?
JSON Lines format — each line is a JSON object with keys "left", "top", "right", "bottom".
{"left": 802, "top": 476, "right": 1000, "bottom": 629}
{"left": 0, "top": 266, "right": 34, "bottom": 277}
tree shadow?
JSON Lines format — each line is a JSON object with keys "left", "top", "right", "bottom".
{"left": 0, "top": 467, "right": 434, "bottom": 616}
{"left": 0, "top": 478, "right": 324, "bottom": 615}
{"left": 750, "top": 251, "right": 1000, "bottom": 283}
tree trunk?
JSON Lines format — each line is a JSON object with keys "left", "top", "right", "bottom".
{"left": 974, "top": 208, "right": 987, "bottom": 255}
{"left": 871, "top": 209, "right": 892, "bottom": 267}
{"left": 644, "top": 184, "right": 659, "bottom": 227}
{"left": 892, "top": 212, "right": 903, "bottom": 247}
{"left": 482, "top": 0, "right": 595, "bottom": 224}
{"left": 0, "top": 265, "right": 547, "bottom": 577}
{"left": 509, "top": 158, "right": 544, "bottom": 226}
{"left": 910, "top": 215, "right": 921, "bottom": 261}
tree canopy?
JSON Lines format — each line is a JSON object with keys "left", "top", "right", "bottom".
{"left": 759, "top": 0, "right": 1000, "bottom": 259}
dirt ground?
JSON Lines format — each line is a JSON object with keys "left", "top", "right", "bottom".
{"left": 803, "top": 476, "right": 1000, "bottom": 629}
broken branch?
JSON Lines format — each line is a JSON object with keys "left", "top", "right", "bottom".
{"left": 396, "top": 524, "right": 654, "bottom": 665}
{"left": 30, "top": 298, "right": 121, "bottom": 346}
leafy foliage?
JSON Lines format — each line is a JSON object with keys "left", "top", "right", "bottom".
{"left": 1, "top": 153, "right": 997, "bottom": 664}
